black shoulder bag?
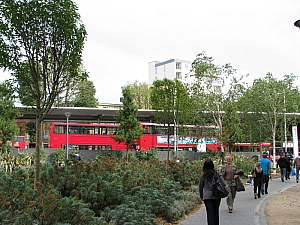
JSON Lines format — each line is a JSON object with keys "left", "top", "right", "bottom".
{"left": 211, "top": 172, "right": 229, "bottom": 198}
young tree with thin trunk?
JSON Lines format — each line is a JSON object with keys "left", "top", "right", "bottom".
{"left": 189, "top": 52, "right": 243, "bottom": 155}
{"left": 114, "top": 87, "right": 143, "bottom": 158}
{"left": 150, "top": 78, "right": 190, "bottom": 172}
{"left": 238, "top": 73, "right": 300, "bottom": 169}
{"left": 0, "top": 0, "right": 87, "bottom": 185}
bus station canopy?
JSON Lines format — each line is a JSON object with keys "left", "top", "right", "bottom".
{"left": 17, "top": 106, "right": 156, "bottom": 123}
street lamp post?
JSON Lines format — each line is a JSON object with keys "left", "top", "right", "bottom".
{"left": 284, "top": 90, "right": 287, "bottom": 153}
{"left": 65, "top": 112, "right": 71, "bottom": 159}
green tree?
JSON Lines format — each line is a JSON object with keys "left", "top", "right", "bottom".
{"left": 189, "top": 52, "right": 243, "bottom": 154}
{"left": 54, "top": 65, "right": 90, "bottom": 107}
{"left": 0, "top": 82, "right": 19, "bottom": 153}
{"left": 114, "top": 87, "right": 143, "bottom": 158}
{"left": 25, "top": 122, "right": 36, "bottom": 143}
{"left": 73, "top": 79, "right": 98, "bottom": 107}
{"left": 238, "top": 73, "right": 300, "bottom": 167}
{"left": 124, "top": 81, "right": 151, "bottom": 109}
{"left": 150, "top": 78, "right": 191, "bottom": 168}
{"left": 0, "top": 0, "right": 87, "bottom": 184}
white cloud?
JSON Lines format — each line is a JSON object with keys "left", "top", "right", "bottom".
{"left": 1, "top": 0, "right": 300, "bottom": 103}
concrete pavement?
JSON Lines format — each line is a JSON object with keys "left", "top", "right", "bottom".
{"left": 178, "top": 176, "right": 298, "bottom": 225}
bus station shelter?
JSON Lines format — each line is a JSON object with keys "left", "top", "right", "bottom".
{"left": 17, "top": 106, "right": 156, "bottom": 123}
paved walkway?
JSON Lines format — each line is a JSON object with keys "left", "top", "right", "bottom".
{"left": 179, "top": 176, "right": 298, "bottom": 225}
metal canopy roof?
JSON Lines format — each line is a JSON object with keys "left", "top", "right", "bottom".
{"left": 18, "top": 106, "right": 300, "bottom": 124}
{"left": 17, "top": 107, "right": 156, "bottom": 123}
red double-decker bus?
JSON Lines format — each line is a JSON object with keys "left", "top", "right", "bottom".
{"left": 48, "top": 122, "right": 127, "bottom": 150}
{"left": 232, "top": 142, "right": 271, "bottom": 153}
{"left": 48, "top": 122, "right": 221, "bottom": 151}
{"left": 138, "top": 123, "right": 220, "bottom": 152}
{"left": 9, "top": 136, "right": 27, "bottom": 148}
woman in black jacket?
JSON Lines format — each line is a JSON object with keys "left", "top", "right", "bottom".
{"left": 199, "top": 159, "right": 226, "bottom": 225}
{"left": 252, "top": 162, "right": 264, "bottom": 199}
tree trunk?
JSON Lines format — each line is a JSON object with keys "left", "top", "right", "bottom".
{"left": 34, "top": 116, "right": 42, "bottom": 186}
{"left": 126, "top": 144, "right": 129, "bottom": 160}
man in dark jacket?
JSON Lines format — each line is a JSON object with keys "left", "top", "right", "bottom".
{"left": 277, "top": 154, "right": 290, "bottom": 182}
{"left": 285, "top": 152, "right": 292, "bottom": 180}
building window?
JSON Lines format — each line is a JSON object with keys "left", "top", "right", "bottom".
{"left": 185, "top": 64, "right": 189, "bottom": 69}
{"left": 176, "top": 72, "right": 182, "bottom": 79}
{"left": 43, "top": 130, "right": 49, "bottom": 140}
{"left": 176, "top": 62, "right": 181, "bottom": 70}
{"left": 155, "top": 68, "right": 157, "bottom": 74}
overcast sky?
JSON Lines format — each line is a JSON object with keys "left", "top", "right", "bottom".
{"left": 1, "top": 0, "right": 300, "bottom": 104}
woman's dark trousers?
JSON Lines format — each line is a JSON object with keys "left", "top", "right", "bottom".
{"left": 204, "top": 198, "right": 221, "bottom": 225}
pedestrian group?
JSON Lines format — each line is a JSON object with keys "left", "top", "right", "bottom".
{"left": 198, "top": 151, "right": 300, "bottom": 225}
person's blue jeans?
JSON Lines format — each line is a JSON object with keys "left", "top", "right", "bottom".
{"left": 280, "top": 168, "right": 286, "bottom": 180}
{"left": 204, "top": 198, "right": 221, "bottom": 225}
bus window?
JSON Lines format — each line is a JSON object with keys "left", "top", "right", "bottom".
{"left": 155, "top": 126, "right": 169, "bottom": 134}
{"left": 69, "top": 126, "right": 80, "bottom": 134}
{"left": 143, "top": 127, "right": 149, "bottom": 134}
{"left": 82, "top": 126, "right": 93, "bottom": 134}
{"left": 100, "top": 127, "right": 107, "bottom": 135}
{"left": 149, "top": 125, "right": 155, "bottom": 134}
{"left": 54, "top": 125, "right": 65, "bottom": 134}
{"left": 107, "top": 127, "right": 117, "bottom": 135}
{"left": 14, "top": 136, "right": 24, "bottom": 142}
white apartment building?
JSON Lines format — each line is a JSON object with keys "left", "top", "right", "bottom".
{"left": 148, "top": 58, "right": 222, "bottom": 93}
{"left": 148, "top": 59, "right": 192, "bottom": 85}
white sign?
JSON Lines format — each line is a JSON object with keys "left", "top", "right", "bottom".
{"left": 197, "top": 139, "right": 206, "bottom": 152}
{"left": 292, "top": 126, "right": 298, "bottom": 158}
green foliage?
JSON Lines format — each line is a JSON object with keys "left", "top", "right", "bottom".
{"left": 48, "top": 148, "right": 66, "bottom": 165}
{"left": 0, "top": 0, "right": 87, "bottom": 184}
{"left": 200, "top": 150, "right": 223, "bottom": 162}
{"left": 0, "top": 168, "right": 98, "bottom": 224}
{"left": 189, "top": 52, "right": 244, "bottom": 151}
{"left": 231, "top": 153, "right": 256, "bottom": 177}
{"left": 136, "top": 149, "right": 160, "bottom": 161}
{"left": 124, "top": 81, "right": 151, "bottom": 109}
{"left": 150, "top": 78, "right": 191, "bottom": 125}
{"left": 25, "top": 122, "right": 36, "bottom": 143}
{"left": 0, "top": 152, "right": 260, "bottom": 224}
{"left": 12, "top": 156, "right": 201, "bottom": 224}
{"left": 0, "top": 82, "right": 19, "bottom": 153}
{"left": 73, "top": 79, "right": 98, "bottom": 107}
{"left": 150, "top": 78, "right": 191, "bottom": 165}
{"left": 114, "top": 87, "right": 143, "bottom": 156}
{"left": 0, "top": 152, "right": 33, "bottom": 173}
{"left": 237, "top": 73, "right": 300, "bottom": 148}
{"left": 168, "top": 159, "right": 203, "bottom": 188}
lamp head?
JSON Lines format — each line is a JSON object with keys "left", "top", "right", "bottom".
{"left": 65, "top": 112, "right": 71, "bottom": 117}
{"left": 294, "top": 19, "right": 300, "bottom": 28}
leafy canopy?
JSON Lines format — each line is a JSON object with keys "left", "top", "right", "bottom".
{"left": 114, "top": 87, "right": 143, "bottom": 152}
{"left": 0, "top": 0, "right": 87, "bottom": 184}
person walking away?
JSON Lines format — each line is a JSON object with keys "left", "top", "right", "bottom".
{"left": 220, "top": 154, "right": 241, "bottom": 213}
{"left": 293, "top": 153, "right": 300, "bottom": 183}
{"left": 258, "top": 152, "right": 272, "bottom": 194}
{"left": 199, "top": 158, "right": 225, "bottom": 225}
{"left": 285, "top": 152, "right": 292, "bottom": 180}
{"left": 252, "top": 162, "right": 263, "bottom": 199}
{"left": 277, "top": 154, "right": 290, "bottom": 182}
